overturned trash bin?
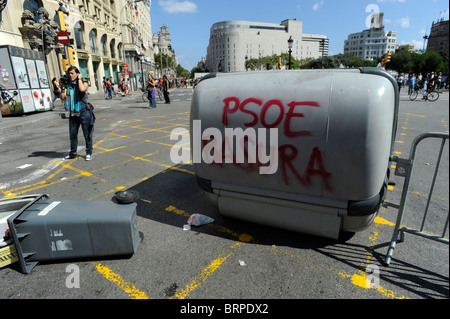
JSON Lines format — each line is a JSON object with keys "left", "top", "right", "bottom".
{"left": 5, "top": 194, "right": 141, "bottom": 274}
{"left": 191, "top": 68, "right": 398, "bottom": 239}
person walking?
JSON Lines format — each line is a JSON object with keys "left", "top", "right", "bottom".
{"left": 163, "top": 75, "right": 170, "bottom": 104}
{"left": 105, "top": 78, "right": 113, "bottom": 100}
{"left": 102, "top": 76, "right": 108, "bottom": 99}
{"left": 109, "top": 77, "right": 117, "bottom": 97}
{"left": 60, "top": 66, "right": 95, "bottom": 161}
{"left": 407, "top": 73, "right": 416, "bottom": 95}
{"left": 146, "top": 74, "right": 156, "bottom": 109}
{"left": 51, "top": 77, "right": 61, "bottom": 109}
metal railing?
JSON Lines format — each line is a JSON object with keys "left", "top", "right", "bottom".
{"left": 385, "top": 132, "right": 449, "bottom": 266}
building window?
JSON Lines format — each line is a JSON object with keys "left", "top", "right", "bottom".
{"left": 117, "top": 43, "right": 122, "bottom": 60}
{"left": 89, "top": 29, "right": 98, "bottom": 53}
{"left": 101, "top": 35, "right": 108, "bottom": 56}
{"left": 23, "top": 0, "right": 40, "bottom": 22}
{"left": 74, "top": 21, "right": 85, "bottom": 50}
{"left": 110, "top": 39, "right": 115, "bottom": 59}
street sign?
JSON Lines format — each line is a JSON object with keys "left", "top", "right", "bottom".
{"left": 56, "top": 31, "right": 70, "bottom": 45}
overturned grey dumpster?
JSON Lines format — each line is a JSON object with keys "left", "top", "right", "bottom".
{"left": 4, "top": 194, "right": 141, "bottom": 274}
{"left": 191, "top": 68, "right": 398, "bottom": 239}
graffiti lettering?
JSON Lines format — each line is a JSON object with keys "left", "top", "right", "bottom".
{"left": 222, "top": 97, "right": 320, "bottom": 137}
{"left": 220, "top": 96, "right": 332, "bottom": 192}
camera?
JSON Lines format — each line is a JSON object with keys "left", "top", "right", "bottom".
{"left": 60, "top": 74, "right": 70, "bottom": 87}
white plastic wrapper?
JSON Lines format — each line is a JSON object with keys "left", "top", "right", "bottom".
{"left": 187, "top": 213, "right": 214, "bottom": 226}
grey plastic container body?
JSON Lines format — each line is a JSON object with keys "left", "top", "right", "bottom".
{"left": 7, "top": 194, "right": 141, "bottom": 274}
{"left": 190, "top": 68, "right": 398, "bottom": 239}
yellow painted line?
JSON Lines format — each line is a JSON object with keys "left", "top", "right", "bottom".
{"left": 273, "top": 244, "right": 407, "bottom": 299}
{"left": 408, "top": 190, "right": 448, "bottom": 202}
{"left": 1, "top": 159, "right": 103, "bottom": 197}
{"left": 93, "top": 262, "right": 150, "bottom": 299}
{"left": 122, "top": 153, "right": 195, "bottom": 175}
{"left": 374, "top": 216, "right": 395, "bottom": 226}
{"left": 395, "top": 140, "right": 404, "bottom": 144}
{"left": 172, "top": 242, "right": 242, "bottom": 299}
{"left": 403, "top": 113, "right": 426, "bottom": 118}
{"left": 95, "top": 146, "right": 127, "bottom": 152}
{"left": 85, "top": 177, "right": 149, "bottom": 201}
{"left": 338, "top": 272, "right": 407, "bottom": 299}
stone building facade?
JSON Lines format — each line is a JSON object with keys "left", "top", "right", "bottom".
{"left": 205, "top": 19, "right": 328, "bottom": 72}
{"left": 0, "top": 0, "right": 154, "bottom": 93}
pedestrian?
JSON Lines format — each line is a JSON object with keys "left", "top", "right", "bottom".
{"left": 51, "top": 77, "right": 61, "bottom": 109}
{"left": 407, "top": 73, "right": 416, "bottom": 95}
{"left": 146, "top": 74, "right": 156, "bottom": 109}
{"left": 106, "top": 78, "right": 113, "bottom": 99}
{"left": 163, "top": 75, "right": 170, "bottom": 104}
{"left": 421, "top": 77, "right": 428, "bottom": 100}
{"left": 102, "top": 76, "right": 108, "bottom": 99}
{"left": 60, "top": 66, "right": 95, "bottom": 161}
{"left": 397, "top": 73, "right": 404, "bottom": 92}
{"left": 110, "top": 77, "right": 117, "bottom": 97}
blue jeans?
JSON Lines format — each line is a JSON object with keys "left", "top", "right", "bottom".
{"left": 69, "top": 109, "right": 93, "bottom": 156}
{"left": 148, "top": 90, "right": 156, "bottom": 108}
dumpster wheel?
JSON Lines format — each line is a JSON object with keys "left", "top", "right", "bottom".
{"left": 115, "top": 190, "right": 140, "bottom": 204}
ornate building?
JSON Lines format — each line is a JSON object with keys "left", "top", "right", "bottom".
{"left": 152, "top": 25, "right": 177, "bottom": 77}
{"left": 0, "top": 0, "right": 154, "bottom": 92}
{"left": 427, "top": 18, "right": 449, "bottom": 54}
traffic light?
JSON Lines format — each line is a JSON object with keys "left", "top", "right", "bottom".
{"left": 67, "top": 46, "right": 77, "bottom": 66}
{"left": 384, "top": 52, "right": 391, "bottom": 63}
{"left": 57, "top": 10, "right": 69, "bottom": 32}
{"left": 61, "top": 58, "right": 69, "bottom": 71}
{"left": 278, "top": 57, "right": 282, "bottom": 69}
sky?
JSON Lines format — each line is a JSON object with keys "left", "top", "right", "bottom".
{"left": 149, "top": 0, "right": 449, "bottom": 71}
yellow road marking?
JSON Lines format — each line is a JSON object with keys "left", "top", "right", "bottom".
{"left": 172, "top": 242, "right": 242, "bottom": 299}
{"left": 93, "top": 262, "right": 150, "bottom": 299}
{"left": 374, "top": 216, "right": 395, "bottom": 226}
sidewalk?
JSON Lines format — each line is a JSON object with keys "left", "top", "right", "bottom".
{"left": 0, "top": 90, "right": 138, "bottom": 137}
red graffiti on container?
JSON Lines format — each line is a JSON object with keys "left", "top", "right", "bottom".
{"left": 203, "top": 97, "right": 333, "bottom": 192}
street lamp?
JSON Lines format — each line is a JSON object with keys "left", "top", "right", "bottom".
{"left": 158, "top": 32, "right": 165, "bottom": 77}
{"left": 287, "top": 36, "right": 293, "bottom": 70}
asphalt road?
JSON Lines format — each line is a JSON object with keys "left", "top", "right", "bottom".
{"left": 0, "top": 84, "right": 448, "bottom": 306}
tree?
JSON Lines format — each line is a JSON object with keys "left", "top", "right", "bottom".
{"left": 176, "top": 64, "right": 190, "bottom": 78}
{"left": 244, "top": 53, "right": 312, "bottom": 70}
{"left": 387, "top": 50, "right": 415, "bottom": 73}
{"left": 154, "top": 53, "right": 174, "bottom": 74}
{"left": 385, "top": 50, "right": 447, "bottom": 75}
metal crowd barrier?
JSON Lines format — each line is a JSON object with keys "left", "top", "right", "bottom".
{"left": 385, "top": 132, "right": 449, "bottom": 266}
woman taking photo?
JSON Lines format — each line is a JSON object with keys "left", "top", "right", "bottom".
{"left": 59, "top": 66, "right": 95, "bottom": 161}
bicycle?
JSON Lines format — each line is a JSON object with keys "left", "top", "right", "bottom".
{"left": 409, "top": 87, "right": 439, "bottom": 102}
{"left": 142, "top": 88, "right": 163, "bottom": 102}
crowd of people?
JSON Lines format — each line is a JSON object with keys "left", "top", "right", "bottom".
{"left": 99, "top": 75, "right": 200, "bottom": 101}
{"left": 397, "top": 72, "right": 448, "bottom": 100}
